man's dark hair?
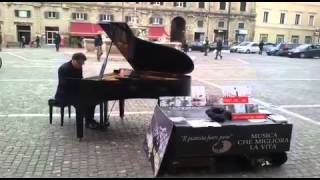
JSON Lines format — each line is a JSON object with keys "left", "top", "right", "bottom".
{"left": 72, "top": 52, "right": 87, "bottom": 62}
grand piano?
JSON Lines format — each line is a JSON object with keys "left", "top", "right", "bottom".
{"left": 71, "top": 22, "right": 194, "bottom": 139}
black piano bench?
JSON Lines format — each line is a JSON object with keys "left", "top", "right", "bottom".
{"left": 48, "top": 99, "right": 71, "bottom": 126}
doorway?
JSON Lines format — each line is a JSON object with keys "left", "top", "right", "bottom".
{"left": 170, "top": 16, "right": 186, "bottom": 43}
{"left": 17, "top": 25, "right": 31, "bottom": 44}
{"left": 194, "top": 32, "right": 205, "bottom": 42}
{"left": 45, "top": 26, "right": 59, "bottom": 45}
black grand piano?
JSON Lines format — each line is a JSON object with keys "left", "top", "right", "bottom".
{"left": 71, "top": 22, "right": 194, "bottom": 139}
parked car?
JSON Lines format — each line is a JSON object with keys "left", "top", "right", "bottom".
{"left": 263, "top": 42, "right": 276, "bottom": 52}
{"left": 237, "top": 42, "right": 260, "bottom": 53}
{"left": 266, "top": 43, "right": 300, "bottom": 56}
{"left": 229, "top": 41, "right": 250, "bottom": 53}
{"left": 288, "top": 44, "right": 320, "bottom": 58}
{"left": 189, "top": 41, "right": 215, "bottom": 52}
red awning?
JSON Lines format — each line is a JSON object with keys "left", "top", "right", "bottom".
{"left": 70, "top": 22, "right": 103, "bottom": 37}
{"left": 148, "top": 26, "right": 169, "bottom": 40}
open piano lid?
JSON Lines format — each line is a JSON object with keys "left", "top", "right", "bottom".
{"left": 99, "top": 22, "right": 194, "bottom": 74}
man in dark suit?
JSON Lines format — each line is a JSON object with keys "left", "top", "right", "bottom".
{"left": 55, "top": 52, "right": 99, "bottom": 129}
{"left": 215, "top": 38, "right": 223, "bottom": 60}
{"left": 54, "top": 32, "right": 61, "bottom": 52}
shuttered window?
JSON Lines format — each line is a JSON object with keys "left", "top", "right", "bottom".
{"left": 15, "top": 10, "right": 31, "bottom": 18}
{"left": 149, "top": 17, "right": 163, "bottom": 25}
{"left": 45, "top": 11, "right": 59, "bottom": 19}
{"left": 72, "top": 12, "right": 88, "bottom": 21}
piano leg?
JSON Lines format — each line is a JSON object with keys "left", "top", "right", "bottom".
{"left": 104, "top": 101, "right": 110, "bottom": 126}
{"left": 99, "top": 103, "right": 103, "bottom": 126}
{"left": 119, "top": 99, "right": 125, "bottom": 119}
{"left": 75, "top": 106, "right": 84, "bottom": 139}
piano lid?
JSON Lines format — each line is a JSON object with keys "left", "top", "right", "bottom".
{"left": 99, "top": 22, "right": 194, "bottom": 74}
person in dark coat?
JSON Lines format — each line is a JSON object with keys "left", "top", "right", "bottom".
{"left": 259, "top": 40, "right": 264, "bottom": 55}
{"left": 215, "top": 38, "right": 223, "bottom": 60}
{"left": 54, "top": 33, "right": 61, "bottom": 52}
{"left": 204, "top": 37, "right": 209, "bottom": 56}
{"left": 35, "top": 35, "right": 40, "bottom": 48}
{"left": 94, "top": 34, "right": 103, "bottom": 61}
{"left": 55, "top": 52, "right": 99, "bottom": 129}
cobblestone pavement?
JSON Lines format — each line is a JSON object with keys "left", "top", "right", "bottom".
{"left": 0, "top": 48, "right": 320, "bottom": 177}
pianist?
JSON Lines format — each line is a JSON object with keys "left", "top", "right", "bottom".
{"left": 55, "top": 52, "right": 100, "bottom": 129}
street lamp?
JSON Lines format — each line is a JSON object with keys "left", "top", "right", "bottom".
{"left": 226, "top": 2, "right": 231, "bottom": 46}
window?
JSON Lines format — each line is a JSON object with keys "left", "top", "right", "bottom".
{"left": 174, "top": 2, "right": 186, "bottom": 7}
{"left": 263, "top": 11, "right": 269, "bottom": 23}
{"left": 149, "top": 17, "right": 163, "bottom": 25}
{"left": 220, "top": 2, "right": 226, "bottom": 10}
{"left": 309, "top": 15, "right": 315, "bottom": 26}
{"left": 197, "top": 20, "right": 204, "bottom": 28}
{"left": 45, "top": 11, "right": 59, "bottom": 19}
{"left": 305, "top": 36, "right": 312, "bottom": 44}
{"left": 238, "top": 23, "right": 244, "bottom": 29}
{"left": 295, "top": 14, "right": 301, "bottom": 25}
{"left": 280, "top": 13, "right": 286, "bottom": 24}
{"left": 125, "top": 16, "right": 134, "bottom": 23}
{"left": 291, "top": 35, "right": 299, "bottom": 43}
{"left": 15, "top": 10, "right": 31, "bottom": 18}
{"left": 99, "top": 14, "right": 114, "bottom": 22}
{"left": 199, "top": 2, "right": 205, "bottom": 8}
{"left": 240, "top": 2, "right": 246, "bottom": 12}
{"left": 150, "top": 2, "right": 163, "bottom": 5}
{"left": 72, "top": 12, "right": 88, "bottom": 21}
{"left": 218, "top": 21, "right": 224, "bottom": 28}
{"left": 276, "top": 34, "right": 284, "bottom": 44}
{"left": 260, "top": 34, "right": 268, "bottom": 42}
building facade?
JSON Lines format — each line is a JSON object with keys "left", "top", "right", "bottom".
{"left": 0, "top": 2, "right": 256, "bottom": 47}
{"left": 254, "top": 2, "right": 320, "bottom": 44}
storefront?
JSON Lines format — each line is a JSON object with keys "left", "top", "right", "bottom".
{"left": 45, "top": 26, "right": 59, "bottom": 45}
{"left": 235, "top": 29, "right": 248, "bottom": 43}
{"left": 69, "top": 22, "right": 103, "bottom": 47}
{"left": 214, "top": 29, "right": 227, "bottom": 42}
{"left": 148, "top": 26, "right": 169, "bottom": 41}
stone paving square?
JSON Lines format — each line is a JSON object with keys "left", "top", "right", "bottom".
{"left": 0, "top": 48, "right": 320, "bottom": 178}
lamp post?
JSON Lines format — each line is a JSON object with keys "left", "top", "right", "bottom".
{"left": 226, "top": 2, "right": 231, "bottom": 46}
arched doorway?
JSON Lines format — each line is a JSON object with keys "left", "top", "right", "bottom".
{"left": 170, "top": 16, "right": 186, "bottom": 43}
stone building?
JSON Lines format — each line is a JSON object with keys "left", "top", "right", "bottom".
{"left": 0, "top": 2, "right": 256, "bottom": 47}
{"left": 254, "top": 2, "right": 320, "bottom": 44}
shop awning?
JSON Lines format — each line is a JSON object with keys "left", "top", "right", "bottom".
{"left": 70, "top": 22, "right": 103, "bottom": 37}
{"left": 148, "top": 26, "right": 169, "bottom": 40}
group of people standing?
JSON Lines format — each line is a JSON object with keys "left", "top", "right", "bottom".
{"left": 18, "top": 32, "right": 61, "bottom": 51}
{"left": 203, "top": 37, "right": 223, "bottom": 60}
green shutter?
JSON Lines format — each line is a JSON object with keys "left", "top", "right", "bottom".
{"left": 56, "top": 12, "right": 59, "bottom": 19}
{"left": 44, "top": 12, "right": 48, "bottom": 18}
{"left": 84, "top": 13, "right": 87, "bottom": 20}
{"left": 160, "top": 18, "right": 163, "bottom": 25}
{"left": 174, "top": 2, "right": 177, "bottom": 6}
{"left": 183, "top": 2, "right": 186, "bottom": 7}
{"left": 27, "top": 11, "right": 31, "bottom": 18}
{"left": 72, "top": 13, "right": 76, "bottom": 20}
{"left": 149, "top": 17, "right": 153, "bottom": 24}
{"left": 15, "top": 10, "right": 19, "bottom": 17}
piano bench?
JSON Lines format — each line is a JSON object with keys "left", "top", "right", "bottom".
{"left": 48, "top": 99, "right": 72, "bottom": 126}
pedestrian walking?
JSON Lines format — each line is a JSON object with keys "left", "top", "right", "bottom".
{"left": 215, "top": 38, "right": 223, "bottom": 60}
{"left": 204, "top": 37, "right": 209, "bottom": 56}
{"left": 94, "top": 34, "right": 103, "bottom": 61}
{"left": 0, "top": 33, "right": 2, "bottom": 51}
{"left": 20, "top": 36, "right": 26, "bottom": 48}
{"left": 36, "top": 35, "right": 40, "bottom": 48}
{"left": 54, "top": 32, "right": 61, "bottom": 52}
{"left": 259, "top": 40, "right": 264, "bottom": 55}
